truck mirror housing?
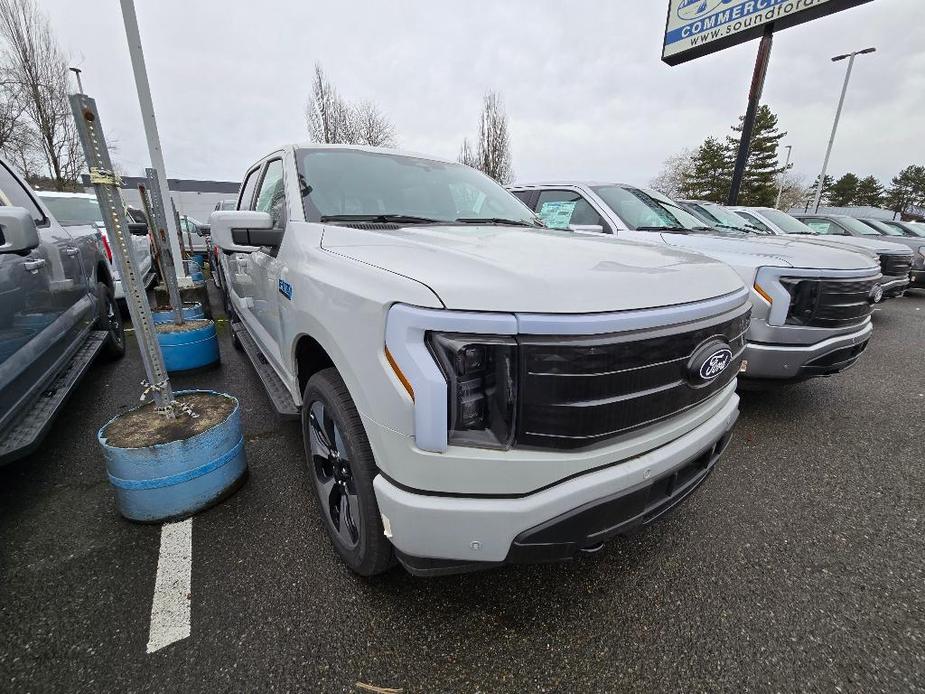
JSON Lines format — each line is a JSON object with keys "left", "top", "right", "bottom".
{"left": 209, "top": 210, "right": 276, "bottom": 253}
{"left": 127, "top": 222, "right": 149, "bottom": 236}
{"left": 0, "top": 207, "right": 40, "bottom": 254}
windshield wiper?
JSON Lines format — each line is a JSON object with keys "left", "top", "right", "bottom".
{"left": 636, "top": 226, "right": 691, "bottom": 234}
{"left": 455, "top": 217, "right": 541, "bottom": 228}
{"left": 320, "top": 214, "right": 441, "bottom": 225}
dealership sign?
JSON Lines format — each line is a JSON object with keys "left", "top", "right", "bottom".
{"left": 662, "top": 0, "right": 874, "bottom": 65}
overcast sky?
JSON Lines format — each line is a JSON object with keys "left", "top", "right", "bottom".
{"left": 39, "top": 0, "right": 923, "bottom": 188}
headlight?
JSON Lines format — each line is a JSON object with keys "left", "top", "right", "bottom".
{"left": 779, "top": 279, "right": 820, "bottom": 326}
{"left": 427, "top": 333, "right": 517, "bottom": 450}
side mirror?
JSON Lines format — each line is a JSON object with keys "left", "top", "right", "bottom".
{"left": 209, "top": 210, "right": 277, "bottom": 253}
{"left": 127, "top": 222, "right": 149, "bottom": 236}
{"left": 199, "top": 223, "right": 210, "bottom": 235}
{"left": 0, "top": 207, "right": 40, "bottom": 254}
{"left": 568, "top": 224, "right": 604, "bottom": 234}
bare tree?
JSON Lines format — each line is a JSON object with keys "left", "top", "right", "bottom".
{"left": 352, "top": 100, "right": 396, "bottom": 147}
{"left": 0, "top": 0, "right": 83, "bottom": 190}
{"left": 776, "top": 171, "right": 808, "bottom": 211}
{"left": 305, "top": 63, "right": 354, "bottom": 144}
{"left": 460, "top": 91, "right": 513, "bottom": 184}
{"left": 305, "top": 63, "right": 398, "bottom": 147}
{"left": 458, "top": 137, "right": 477, "bottom": 168}
{"left": 650, "top": 149, "right": 693, "bottom": 199}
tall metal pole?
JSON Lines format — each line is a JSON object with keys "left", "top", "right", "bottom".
{"left": 727, "top": 24, "right": 774, "bottom": 206}
{"left": 811, "top": 47, "right": 876, "bottom": 213}
{"left": 119, "top": 0, "right": 188, "bottom": 285}
{"left": 775, "top": 144, "right": 792, "bottom": 209}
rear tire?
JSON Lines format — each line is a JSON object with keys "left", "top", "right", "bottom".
{"left": 95, "top": 282, "right": 125, "bottom": 360}
{"left": 302, "top": 368, "right": 394, "bottom": 576}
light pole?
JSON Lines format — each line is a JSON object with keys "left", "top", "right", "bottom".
{"left": 811, "top": 46, "right": 875, "bottom": 213}
{"left": 775, "top": 144, "right": 792, "bottom": 210}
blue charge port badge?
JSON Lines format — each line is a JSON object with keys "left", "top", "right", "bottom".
{"left": 278, "top": 279, "right": 293, "bottom": 300}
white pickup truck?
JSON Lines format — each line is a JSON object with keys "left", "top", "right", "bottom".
{"left": 211, "top": 145, "right": 750, "bottom": 576}
{"left": 510, "top": 183, "right": 883, "bottom": 386}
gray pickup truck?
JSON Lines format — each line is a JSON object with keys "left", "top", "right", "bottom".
{"left": 0, "top": 158, "right": 125, "bottom": 465}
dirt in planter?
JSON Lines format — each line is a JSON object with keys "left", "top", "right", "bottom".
{"left": 155, "top": 318, "right": 211, "bottom": 334}
{"left": 103, "top": 392, "right": 235, "bottom": 448}
{"left": 153, "top": 302, "right": 199, "bottom": 312}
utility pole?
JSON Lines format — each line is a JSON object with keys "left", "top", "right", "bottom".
{"left": 727, "top": 24, "right": 774, "bottom": 206}
{"left": 811, "top": 46, "right": 876, "bottom": 213}
{"left": 119, "top": 0, "right": 188, "bottom": 285}
{"left": 775, "top": 144, "right": 792, "bottom": 209}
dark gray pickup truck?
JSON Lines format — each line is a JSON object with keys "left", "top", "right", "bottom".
{"left": 0, "top": 158, "right": 125, "bottom": 465}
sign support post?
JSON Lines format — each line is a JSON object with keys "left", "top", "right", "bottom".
{"left": 139, "top": 170, "right": 184, "bottom": 325}
{"left": 727, "top": 24, "right": 773, "bottom": 206}
{"left": 70, "top": 93, "right": 175, "bottom": 414}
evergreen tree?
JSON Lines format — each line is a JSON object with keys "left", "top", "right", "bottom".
{"left": 855, "top": 175, "right": 884, "bottom": 207}
{"left": 725, "top": 105, "right": 787, "bottom": 206}
{"left": 829, "top": 173, "right": 859, "bottom": 207}
{"left": 679, "top": 137, "right": 730, "bottom": 202}
{"left": 886, "top": 165, "right": 925, "bottom": 215}
{"left": 804, "top": 174, "right": 835, "bottom": 210}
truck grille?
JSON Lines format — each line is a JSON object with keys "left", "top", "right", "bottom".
{"left": 879, "top": 253, "right": 912, "bottom": 277}
{"left": 780, "top": 276, "right": 877, "bottom": 328}
{"left": 516, "top": 305, "right": 749, "bottom": 450}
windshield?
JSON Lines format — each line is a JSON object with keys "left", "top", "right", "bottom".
{"left": 39, "top": 195, "right": 103, "bottom": 226}
{"left": 591, "top": 185, "right": 712, "bottom": 232}
{"left": 838, "top": 216, "right": 883, "bottom": 236}
{"left": 863, "top": 219, "right": 904, "bottom": 236}
{"left": 296, "top": 148, "right": 539, "bottom": 226}
{"left": 732, "top": 209, "right": 774, "bottom": 233}
{"left": 698, "top": 202, "right": 759, "bottom": 231}
{"left": 760, "top": 208, "right": 817, "bottom": 234}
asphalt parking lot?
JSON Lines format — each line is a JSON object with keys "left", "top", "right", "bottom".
{"left": 1, "top": 286, "right": 922, "bottom": 694}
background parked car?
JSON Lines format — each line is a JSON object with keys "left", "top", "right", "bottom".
{"left": 510, "top": 182, "right": 882, "bottom": 385}
{"left": 879, "top": 220, "right": 925, "bottom": 238}
{"left": 678, "top": 200, "right": 770, "bottom": 234}
{"left": 0, "top": 159, "right": 125, "bottom": 464}
{"left": 794, "top": 213, "right": 915, "bottom": 298}
{"left": 178, "top": 214, "right": 210, "bottom": 254}
{"left": 856, "top": 218, "right": 925, "bottom": 289}
{"left": 213, "top": 199, "right": 236, "bottom": 212}
{"left": 38, "top": 192, "right": 155, "bottom": 304}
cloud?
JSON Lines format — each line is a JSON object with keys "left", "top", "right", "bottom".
{"left": 39, "top": 0, "right": 924, "bottom": 189}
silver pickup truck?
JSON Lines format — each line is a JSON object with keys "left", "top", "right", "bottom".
{"left": 0, "top": 159, "right": 125, "bottom": 465}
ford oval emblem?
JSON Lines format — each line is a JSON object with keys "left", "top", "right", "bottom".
{"left": 699, "top": 348, "right": 733, "bottom": 380}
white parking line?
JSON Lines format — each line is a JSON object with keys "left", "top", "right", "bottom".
{"left": 146, "top": 518, "right": 192, "bottom": 654}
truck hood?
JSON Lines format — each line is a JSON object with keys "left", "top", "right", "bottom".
{"left": 320, "top": 224, "right": 745, "bottom": 313}
{"left": 782, "top": 234, "right": 913, "bottom": 256}
{"left": 658, "top": 233, "right": 879, "bottom": 270}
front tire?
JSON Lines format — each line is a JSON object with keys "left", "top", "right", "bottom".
{"left": 302, "top": 368, "right": 394, "bottom": 576}
{"left": 95, "top": 282, "right": 125, "bottom": 360}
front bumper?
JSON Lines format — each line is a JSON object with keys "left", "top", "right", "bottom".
{"left": 740, "top": 321, "right": 872, "bottom": 381}
{"left": 880, "top": 275, "right": 910, "bottom": 298}
{"left": 372, "top": 389, "right": 739, "bottom": 575}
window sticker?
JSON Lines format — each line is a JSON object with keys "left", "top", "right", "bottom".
{"left": 538, "top": 201, "right": 577, "bottom": 230}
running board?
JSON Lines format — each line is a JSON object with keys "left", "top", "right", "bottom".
{"left": 0, "top": 330, "right": 108, "bottom": 465}
{"left": 231, "top": 321, "right": 299, "bottom": 419}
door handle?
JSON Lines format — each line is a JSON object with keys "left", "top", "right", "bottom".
{"left": 64, "top": 246, "right": 80, "bottom": 257}
{"left": 22, "top": 258, "right": 46, "bottom": 273}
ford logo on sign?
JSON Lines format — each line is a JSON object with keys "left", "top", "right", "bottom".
{"left": 677, "top": 0, "right": 733, "bottom": 21}
{"left": 687, "top": 341, "right": 734, "bottom": 386}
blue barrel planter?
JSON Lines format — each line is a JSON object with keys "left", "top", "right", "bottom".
{"left": 151, "top": 302, "right": 204, "bottom": 324}
{"left": 186, "top": 260, "right": 205, "bottom": 283}
{"left": 191, "top": 253, "right": 206, "bottom": 267}
{"left": 98, "top": 390, "right": 247, "bottom": 522}
{"left": 14, "top": 312, "right": 57, "bottom": 332}
{"left": 156, "top": 319, "right": 220, "bottom": 372}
